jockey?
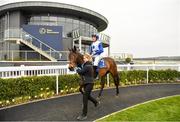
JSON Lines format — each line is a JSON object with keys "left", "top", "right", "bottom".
{"left": 90, "top": 34, "right": 104, "bottom": 78}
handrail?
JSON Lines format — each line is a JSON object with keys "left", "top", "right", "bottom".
{"left": 4, "top": 28, "right": 64, "bottom": 60}
{"left": 21, "top": 29, "right": 57, "bottom": 52}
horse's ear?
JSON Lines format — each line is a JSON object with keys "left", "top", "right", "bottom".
{"left": 74, "top": 46, "right": 77, "bottom": 52}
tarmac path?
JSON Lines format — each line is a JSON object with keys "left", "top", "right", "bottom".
{"left": 0, "top": 83, "right": 180, "bottom": 121}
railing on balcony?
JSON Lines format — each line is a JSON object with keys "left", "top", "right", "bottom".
{"left": 0, "top": 50, "right": 69, "bottom": 61}
{"left": 72, "top": 28, "right": 110, "bottom": 45}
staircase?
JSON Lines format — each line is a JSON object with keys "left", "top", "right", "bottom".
{"left": 4, "top": 28, "right": 61, "bottom": 61}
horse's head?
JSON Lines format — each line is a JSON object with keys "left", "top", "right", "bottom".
{"left": 68, "top": 46, "right": 83, "bottom": 71}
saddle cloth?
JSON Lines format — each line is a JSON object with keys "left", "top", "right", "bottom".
{"left": 98, "top": 59, "right": 106, "bottom": 68}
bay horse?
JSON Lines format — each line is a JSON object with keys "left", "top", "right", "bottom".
{"left": 68, "top": 46, "right": 119, "bottom": 98}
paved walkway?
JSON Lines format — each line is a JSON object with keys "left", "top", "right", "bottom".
{"left": 0, "top": 84, "right": 180, "bottom": 121}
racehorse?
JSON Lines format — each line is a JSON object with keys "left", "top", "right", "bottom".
{"left": 68, "top": 46, "right": 120, "bottom": 98}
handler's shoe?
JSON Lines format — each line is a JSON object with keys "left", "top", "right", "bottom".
{"left": 95, "top": 101, "right": 100, "bottom": 107}
{"left": 77, "top": 114, "right": 87, "bottom": 121}
{"left": 94, "top": 76, "right": 99, "bottom": 80}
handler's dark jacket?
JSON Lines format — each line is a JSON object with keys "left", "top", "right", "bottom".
{"left": 76, "top": 61, "right": 94, "bottom": 84}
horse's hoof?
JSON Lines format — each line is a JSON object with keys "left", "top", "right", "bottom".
{"left": 115, "top": 95, "right": 119, "bottom": 98}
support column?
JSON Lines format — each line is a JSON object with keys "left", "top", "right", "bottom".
{"left": 107, "top": 43, "right": 110, "bottom": 87}
{"left": 79, "top": 36, "right": 82, "bottom": 53}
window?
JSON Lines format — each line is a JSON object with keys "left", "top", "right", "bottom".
{"left": 49, "top": 16, "right": 57, "bottom": 22}
{"left": 41, "top": 16, "right": 49, "bottom": 22}
{"left": 0, "top": 16, "right": 5, "bottom": 41}
{"left": 57, "top": 17, "right": 65, "bottom": 22}
{"left": 27, "top": 15, "right": 98, "bottom": 38}
{"left": 66, "top": 18, "right": 72, "bottom": 23}
{"left": 73, "top": 23, "right": 79, "bottom": 30}
{"left": 33, "top": 16, "right": 41, "bottom": 21}
{"left": 73, "top": 19, "right": 79, "bottom": 24}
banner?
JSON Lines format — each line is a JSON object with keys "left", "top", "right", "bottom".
{"left": 22, "top": 25, "right": 63, "bottom": 51}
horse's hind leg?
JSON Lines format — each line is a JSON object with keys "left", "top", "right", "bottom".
{"left": 112, "top": 72, "right": 119, "bottom": 96}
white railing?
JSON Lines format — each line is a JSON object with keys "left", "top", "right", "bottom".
{"left": 117, "top": 64, "right": 180, "bottom": 85}
{"left": 0, "top": 65, "right": 72, "bottom": 94}
{"left": 0, "top": 64, "right": 180, "bottom": 94}
{"left": 117, "top": 64, "right": 180, "bottom": 71}
{"left": 0, "top": 65, "right": 69, "bottom": 79}
{"left": 1, "top": 64, "right": 180, "bottom": 79}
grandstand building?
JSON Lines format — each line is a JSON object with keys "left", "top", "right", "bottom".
{"left": 0, "top": 1, "right": 110, "bottom": 61}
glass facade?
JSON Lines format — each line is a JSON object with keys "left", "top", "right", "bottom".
{"left": 0, "top": 16, "right": 5, "bottom": 42}
{"left": 0, "top": 11, "right": 107, "bottom": 61}
{"left": 27, "top": 15, "right": 98, "bottom": 38}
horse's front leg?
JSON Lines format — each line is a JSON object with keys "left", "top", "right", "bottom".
{"left": 98, "top": 76, "right": 105, "bottom": 98}
{"left": 79, "top": 75, "right": 84, "bottom": 94}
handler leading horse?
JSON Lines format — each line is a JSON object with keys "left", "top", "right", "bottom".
{"left": 68, "top": 46, "right": 119, "bottom": 98}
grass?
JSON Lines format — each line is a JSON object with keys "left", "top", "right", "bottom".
{"left": 97, "top": 95, "right": 180, "bottom": 121}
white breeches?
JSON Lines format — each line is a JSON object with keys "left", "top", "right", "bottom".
{"left": 93, "top": 55, "right": 102, "bottom": 66}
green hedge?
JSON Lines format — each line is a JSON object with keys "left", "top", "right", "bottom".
{"left": 108, "top": 70, "right": 180, "bottom": 86}
{"left": 0, "top": 70, "right": 179, "bottom": 107}
{"left": 149, "top": 70, "right": 180, "bottom": 83}
{"left": 0, "top": 76, "right": 55, "bottom": 101}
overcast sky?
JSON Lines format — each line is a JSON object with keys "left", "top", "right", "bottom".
{"left": 0, "top": 0, "right": 180, "bottom": 58}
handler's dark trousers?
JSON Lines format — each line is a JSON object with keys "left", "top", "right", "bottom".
{"left": 82, "top": 83, "right": 97, "bottom": 116}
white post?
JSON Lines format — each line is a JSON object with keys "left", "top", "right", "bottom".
{"left": 107, "top": 74, "right": 110, "bottom": 87}
{"left": 146, "top": 67, "right": 149, "bottom": 84}
{"left": 56, "top": 70, "right": 59, "bottom": 95}
{"left": 152, "top": 63, "right": 155, "bottom": 70}
{"left": 72, "top": 39, "right": 75, "bottom": 47}
{"left": 20, "top": 65, "right": 25, "bottom": 77}
{"left": 66, "top": 64, "right": 70, "bottom": 74}
{"left": 127, "top": 63, "right": 130, "bottom": 71}
{"left": 178, "top": 64, "right": 180, "bottom": 72}
{"left": 11, "top": 51, "right": 13, "bottom": 61}
{"left": 79, "top": 36, "right": 82, "bottom": 53}
{"left": 25, "top": 51, "right": 27, "bottom": 61}
{"left": 107, "top": 45, "right": 110, "bottom": 87}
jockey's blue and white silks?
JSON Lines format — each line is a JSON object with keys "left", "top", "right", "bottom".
{"left": 90, "top": 40, "right": 104, "bottom": 56}
{"left": 90, "top": 40, "right": 104, "bottom": 66}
